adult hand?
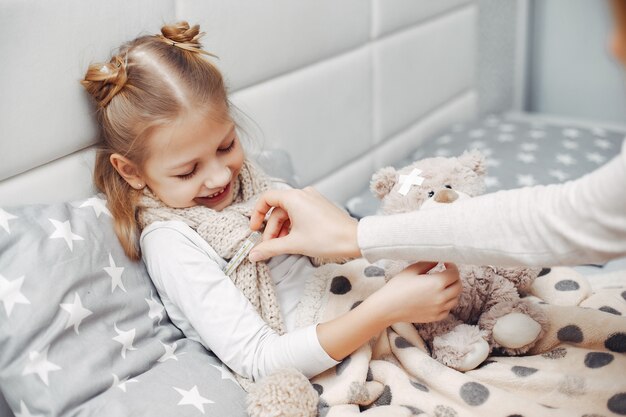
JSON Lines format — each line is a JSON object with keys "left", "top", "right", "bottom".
{"left": 369, "top": 262, "right": 461, "bottom": 325}
{"left": 249, "top": 187, "right": 361, "bottom": 262}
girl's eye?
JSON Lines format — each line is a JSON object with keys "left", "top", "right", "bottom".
{"left": 177, "top": 164, "right": 197, "bottom": 180}
{"left": 218, "top": 138, "right": 236, "bottom": 153}
{"left": 428, "top": 191, "right": 435, "bottom": 198}
{"left": 445, "top": 184, "right": 452, "bottom": 189}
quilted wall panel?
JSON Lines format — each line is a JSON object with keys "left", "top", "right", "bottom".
{"left": 230, "top": 46, "right": 372, "bottom": 186}
{"left": 177, "top": 0, "right": 371, "bottom": 91}
{"left": 0, "top": 0, "right": 176, "bottom": 183}
{"left": 0, "top": 0, "right": 480, "bottom": 206}
{"left": 373, "top": 5, "right": 477, "bottom": 143}
{"left": 372, "top": 0, "right": 471, "bottom": 37}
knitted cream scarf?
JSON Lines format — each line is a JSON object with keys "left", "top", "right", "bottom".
{"left": 137, "top": 160, "right": 287, "bottom": 379}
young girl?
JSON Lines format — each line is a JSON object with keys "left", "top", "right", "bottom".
{"left": 81, "top": 21, "right": 461, "bottom": 388}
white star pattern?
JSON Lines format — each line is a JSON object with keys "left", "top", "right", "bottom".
{"left": 48, "top": 219, "right": 84, "bottom": 252}
{"left": 60, "top": 292, "right": 93, "bottom": 335}
{"left": 556, "top": 153, "right": 577, "bottom": 166}
{"left": 469, "top": 129, "right": 485, "bottom": 138}
{"left": 520, "top": 142, "right": 538, "bottom": 152}
{"left": 483, "top": 116, "right": 500, "bottom": 127}
{"left": 146, "top": 292, "right": 165, "bottom": 324}
{"left": 594, "top": 138, "right": 612, "bottom": 149}
{"left": 516, "top": 174, "right": 536, "bottom": 187}
{"left": 499, "top": 124, "right": 516, "bottom": 132}
{"left": 469, "top": 140, "right": 486, "bottom": 149}
{"left": 209, "top": 363, "right": 239, "bottom": 385}
{"left": 497, "top": 133, "right": 515, "bottom": 143}
{"left": 451, "top": 124, "right": 465, "bottom": 132}
{"left": 549, "top": 170, "right": 570, "bottom": 182}
{"left": 113, "top": 323, "right": 137, "bottom": 359}
{"left": 0, "top": 208, "right": 18, "bottom": 234}
{"left": 517, "top": 153, "right": 536, "bottom": 164}
{"left": 480, "top": 147, "right": 494, "bottom": 157}
{"left": 79, "top": 196, "right": 112, "bottom": 218}
{"left": 484, "top": 176, "right": 500, "bottom": 188}
{"left": 562, "top": 139, "right": 579, "bottom": 150}
{"left": 436, "top": 135, "right": 452, "bottom": 145}
{"left": 104, "top": 253, "right": 126, "bottom": 293}
{"left": 562, "top": 128, "right": 580, "bottom": 138}
{"left": 411, "top": 149, "right": 424, "bottom": 160}
{"left": 15, "top": 400, "right": 44, "bottom": 417}
{"left": 591, "top": 127, "right": 607, "bottom": 137}
{"left": 158, "top": 341, "right": 180, "bottom": 362}
{"left": 529, "top": 130, "right": 546, "bottom": 139}
{"left": 173, "top": 385, "right": 214, "bottom": 414}
{"left": 22, "top": 348, "right": 62, "bottom": 386}
{"left": 486, "top": 158, "right": 501, "bottom": 167}
{"left": 0, "top": 274, "right": 30, "bottom": 317}
{"left": 434, "top": 148, "right": 451, "bottom": 157}
{"left": 111, "top": 373, "right": 138, "bottom": 392}
{"left": 587, "top": 152, "right": 606, "bottom": 164}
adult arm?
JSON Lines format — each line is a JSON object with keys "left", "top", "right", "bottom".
{"left": 359, "top": 140, "right": 626, "bottom": 266}
{"left": 250, "top": 140, "right": 626, "bottom": 267}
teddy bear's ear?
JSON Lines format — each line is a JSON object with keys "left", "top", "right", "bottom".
{"left": 370, "top": 166, "right": 398, "bottom": 199}
{"left": 458, "top": 149, "right": 487, "bottom": 176}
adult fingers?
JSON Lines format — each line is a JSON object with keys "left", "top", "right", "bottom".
{"left": 249, "top": 235, "right": 295, "bottom": 262}
{"left": 250, "top": 189, "right": 290, "bottom": 231}
{"left": 278, "top": 219, "right": 291, "bottom": 238}
{"left": 262, "top": 207, "right": 289, "bottom": 241}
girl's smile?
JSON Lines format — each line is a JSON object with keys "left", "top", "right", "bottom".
{"left": 194, "top": 181, "right": 233, "bottom": 207}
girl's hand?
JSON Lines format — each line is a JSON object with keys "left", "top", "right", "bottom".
{"left": 368, "top": 262, "right": 462, "bottom": 325}
{"left": 316, "top": 262, "right": 461, "bottom": 361}
{"left": 249, "top": 187, "right": 361, "bottom": 262}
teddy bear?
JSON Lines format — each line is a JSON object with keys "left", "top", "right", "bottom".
{"left": 369, "top": 150, "right": 550, "bottom": 371}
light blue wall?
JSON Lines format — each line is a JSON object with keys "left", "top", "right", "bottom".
{"left": 527, "top": 0, "right": 626, "bottom": 125}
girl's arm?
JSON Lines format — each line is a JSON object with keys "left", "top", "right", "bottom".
{"left": 140, "top": 222, "right": 461, "bottom": 377}
{"left": 140, "top": 221, "right": 338, "bottom": 381}
{"left": 317, "top": 263, "right": 461, "bottom": 360}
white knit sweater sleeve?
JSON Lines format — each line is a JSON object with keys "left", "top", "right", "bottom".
{"left": 358, "top": 139, "right": 626, "bottom": 267}
{"left": 139, "top": 221, "right": 338, "bottom": 381}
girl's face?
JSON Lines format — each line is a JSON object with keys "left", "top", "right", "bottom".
{"left": 140, "top": 109, "right": 245, "bottom": 210}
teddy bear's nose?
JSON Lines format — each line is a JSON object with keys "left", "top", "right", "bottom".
{"left": 433, "top": 188, "right": 459, "bottom": 203}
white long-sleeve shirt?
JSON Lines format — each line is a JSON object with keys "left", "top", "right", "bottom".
{"left": 359, "top": 139, "right": 626, "bottom": 267}
{"left": 140, "top": 220, "right": 339, "bottom": 382}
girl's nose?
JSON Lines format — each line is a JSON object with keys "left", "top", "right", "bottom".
{"left": 203, "top": 163, "right": 231, "bottom": 189}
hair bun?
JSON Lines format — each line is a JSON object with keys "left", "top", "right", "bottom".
{"left": 81, "top": 54, "right": 128, "bottom": 107}
{"left": 160, "top": 21, "right": 202, "bottom": 45}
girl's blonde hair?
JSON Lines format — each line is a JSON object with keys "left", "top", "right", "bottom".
{"left": 81, "top": 22, "right": 229, "bottom": 261}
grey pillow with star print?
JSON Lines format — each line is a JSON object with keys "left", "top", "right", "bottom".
{"left": 0, "top": 195, "right": 247, "bottom": 417}
{"left": 345, "top": 114, "right": 625, "bottom": 219}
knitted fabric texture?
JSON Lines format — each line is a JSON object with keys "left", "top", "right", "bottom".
{"left": 136, "top": 160, "right": 286, "bottom": 389}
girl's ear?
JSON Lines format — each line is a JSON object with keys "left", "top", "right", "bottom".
{"left": 370, "top": 166, "right": 398, "bottom": 199}
{"left": 110, "top": 154, "right": 145, "bottom": 190}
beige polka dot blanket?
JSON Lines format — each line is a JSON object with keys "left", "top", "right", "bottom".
{"left": 293, "top": 259, "right": 626, "bottom": 417}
